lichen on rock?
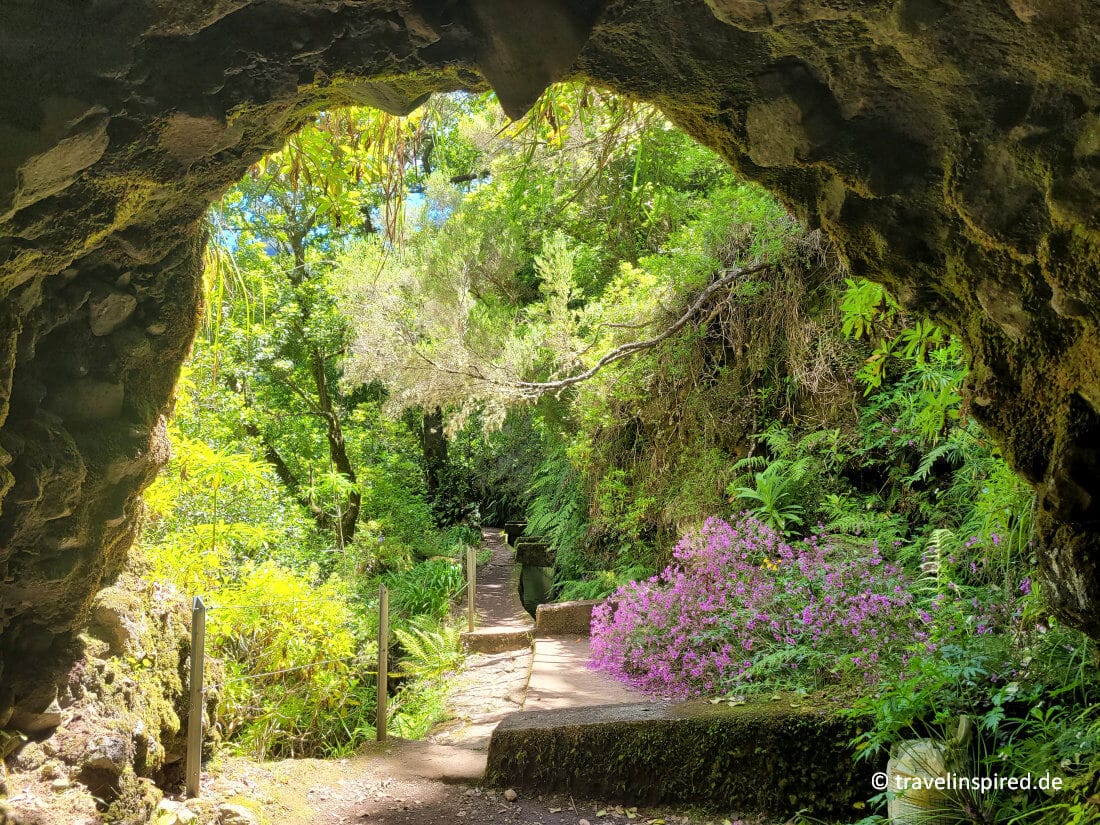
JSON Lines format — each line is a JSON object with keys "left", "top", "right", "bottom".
{"left": 0, "top": 0, "right": 1098, "bottom": 736}
{"left": 1, "top": 572, "right": 220, "bottom": 823}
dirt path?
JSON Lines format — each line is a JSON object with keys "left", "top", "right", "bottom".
{"left": 211, "top": 741, "right": 747, "bottom": 825}
{"left": 472, "top": 528, "right": 533, "bottom": 629}
{"left": 427, "top": 528, "right": 535, "bottom": 748}
{"left": 199, "top": 530, "right": 751, "bottom": 825}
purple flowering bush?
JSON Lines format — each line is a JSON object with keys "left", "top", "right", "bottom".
{"left": 590, "top": 515, "right": 927, "bottom": 697}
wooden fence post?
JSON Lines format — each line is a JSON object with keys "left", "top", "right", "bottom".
{"left": 186, "top": 596, "right": 206, "bottom": 798}
{"left": 466, "top": 544, "right": 476, "bottom": 633}
{"left": 376, "top": 584, "right": 389, "bottom": 742}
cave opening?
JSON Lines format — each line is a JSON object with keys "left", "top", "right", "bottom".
{"left": 1, "top": 3, "right": 1098, "bottom": 818}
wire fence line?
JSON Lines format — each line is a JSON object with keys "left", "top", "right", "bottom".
{"left": 185, "top": 579, "right": 414, "bottom": 794}
{"left": 202, "top": 653, "right": 381, "bottom": 693}
{"left": 205, "top": 596, "right": 380, "bottom": 612}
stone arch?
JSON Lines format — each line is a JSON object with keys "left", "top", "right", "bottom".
{"left": 1, "top": 0, "right": 1098, "bottom": 724}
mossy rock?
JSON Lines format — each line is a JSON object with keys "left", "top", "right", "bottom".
{"left": 503, "top": 522, "right": 527, "bottom": 546}
{"left": 218, "top": 795, "right": 271, "bottom": 825}
{"left": 514, "top": 538, "right": 555, "bottom": 567}
{"left": 485, "top": 699, "right": 874, "bottom": 819}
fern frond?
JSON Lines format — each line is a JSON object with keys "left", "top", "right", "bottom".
{"left": 908, "top": 440, "right": 964, "bottom": 484}
{"left": 732, "top": 454, "right": 767, "bottom": 474}
{"left": 393, "top": 617, "right": 462, "bottom": 678}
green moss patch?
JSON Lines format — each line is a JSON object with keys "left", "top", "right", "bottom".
{"left": 485, "top": 698, "right": 873, "bottom": 819}
{"left": 515, "top": 537, "right": 555, "bottom": 567}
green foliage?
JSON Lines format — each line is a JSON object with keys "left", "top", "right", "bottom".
{"left": 848, "top": 607, "right": 1100, "bottom": 823}
{"left": 728, "top": 457, "right": 812, "bottom": 536}
{"left": 135, "top": 84, "right": 1092, "bottom": 817}
{"left": 385, "top": 558, "right": 466, "bottom": 621}
{"left": 392, "top": 616, "right": 464, "bottom": 679}
{"left": 442, "top": 410, "right": 547, "bottom": 525}
{"left": 839, "top": 277, "right": 894, "bottom": 340}
{"left": 387, "top": 617, "right": 464, "bottom": 741}
{"left": 526, "top": 435, "right": 591, "bottom": 582}
{"left": 355, "top": 463, "right": 443, "bottom": 564}
{"left": 556, "top": 566, "right": 651, "bottom": 601}
{"left": 142, "top": 101, "right": 484, "bottom": 761}
{"left": 209, "top": 564, "right": 377, "bottom": 759}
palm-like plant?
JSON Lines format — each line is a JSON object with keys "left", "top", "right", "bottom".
{"left": 729, "top": 457, "right": 810, "bottom": 536}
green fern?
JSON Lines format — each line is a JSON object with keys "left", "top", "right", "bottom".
{"left": 525, "top": 442, "right": 589, "bottom": 579}
{"left": 392, "top": 616, "right": 462, "bottom": 678}
{"left": 732, "top": 454, "right": 767, "bottom": 475}
{"left": 908, "top": 439, "right": 959, "bottom": 484}
{"left": 914, "top": 528, "right": 955, "bottom": 601}
{"left": 758, "top": 422, "right": 795, "bottom": 459}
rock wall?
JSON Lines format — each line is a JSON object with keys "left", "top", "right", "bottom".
{"left": 0, "top": 0, "right": 1097, "bottom": 725}
{"left": 1, "top": 573, "right": 218, "bottom": 823}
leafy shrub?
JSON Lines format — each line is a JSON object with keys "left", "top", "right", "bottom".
{"left": 392, "top": 616, "right": 464, "bottom": 679}
{"left": 142, "top": 430, "right": 326, "bottom": 586}
{"left": 387, "top": 616, "right": 464, "bottom": 738}
{"left": 359, "top": 467, "right": 442, "bottom": 560}
{"left": 442, "top": 524, "right": 482, "bottom": 552}
{"left": 556, "top": 565, "right": 652, "bottom": 602}
{"left": 848, "top": 575, "right": 1100, "bottom": 823}
{"left": 210, "top": 563, "right": 378, "bottom": 758}
{"left": 526, "top": 437, "right": 591, "bottom": 581}
{"left": 590, "top": 516, "right": 925, "bottom": 697}
{"left": 728, "top": 457, "right": 812, "bottom": 536}
{"left": 385, "top": 557, "right": 465, "bottom": 620}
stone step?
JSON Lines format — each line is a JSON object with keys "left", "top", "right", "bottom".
{"left": 459, "top": 626, "right": 534, "bottom": 654}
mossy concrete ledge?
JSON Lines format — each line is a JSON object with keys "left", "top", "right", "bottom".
{"left": 460, "top": 627, "right": 534, "bottom": 654}
{"left": 484, "top": 700, "right": 873, "bottom": 819}
{"left": 515, "top": 537, "right": 555, "bottom": 567}
{"left": 534, "top": 599, "right": 607, "bottom": 636}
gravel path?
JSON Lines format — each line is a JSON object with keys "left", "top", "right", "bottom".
{"left": 211, "top": 742, "right": 753, "bottom": 825}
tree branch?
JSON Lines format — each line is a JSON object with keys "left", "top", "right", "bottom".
{"left": 406, "top": 261, "right": 771, "bottom": 398}
{"left": 517, "top": 261, "right": 770, "bottom": 393}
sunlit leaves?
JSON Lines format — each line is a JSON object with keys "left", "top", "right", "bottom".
{"left": 840, "top": 277, "right": 895, "bottom": 340}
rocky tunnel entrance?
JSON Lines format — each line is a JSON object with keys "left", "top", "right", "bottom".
{"left": 1, "top": 0, "right": 1098, "bottom": 727}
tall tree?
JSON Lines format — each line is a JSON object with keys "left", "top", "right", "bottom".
{"left": 205, "top": 107, "right": 430, "bottom": 542}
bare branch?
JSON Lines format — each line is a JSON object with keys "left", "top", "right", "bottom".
{"left": 403, "top": 261, "right": 771, "bottom": 398}
{"left": 513, "top": 261, "right": 770, "bottom": 393}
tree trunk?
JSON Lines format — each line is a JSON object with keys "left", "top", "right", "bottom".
{"left": 421, "top": 406, "right": 448, "bottom": 496}
{"left": 310, "top": 346, "right": 361, "bottom": 544}
{"left": 283, "top": 233, "right": 362, "bottom": 544}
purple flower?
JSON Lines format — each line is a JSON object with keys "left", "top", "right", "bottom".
{"left": 589, "top": 516, "right": 926, "bottom": 696}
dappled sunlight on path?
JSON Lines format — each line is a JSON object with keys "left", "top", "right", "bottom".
{"left": 523, "top": 637, "right": 657, "bottom": 711}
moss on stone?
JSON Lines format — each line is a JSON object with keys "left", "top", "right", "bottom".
{"left": 485, "top": 698, "right": 874, "bottom": 819}
{"left": 0, "top": 0, "right": 1099, "bottom": 726}
{"left": 4, "top": 571, "right": 221, "bottom": 819}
